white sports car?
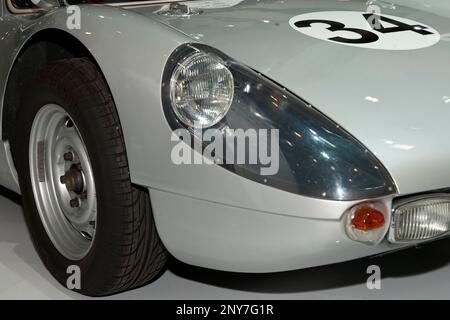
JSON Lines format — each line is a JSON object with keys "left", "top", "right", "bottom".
{"left": 1, "top": 0, "right": 449, "bottom": 296}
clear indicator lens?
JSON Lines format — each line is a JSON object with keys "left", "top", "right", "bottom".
{"left": 393, "top": 197, "right": 450, "bottom": 241}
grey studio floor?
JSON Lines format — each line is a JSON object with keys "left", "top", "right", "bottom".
{"left": 1, "top": 187, "right": 450, "bottom": 300}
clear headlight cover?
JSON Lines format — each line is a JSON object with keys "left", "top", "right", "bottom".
{"left": 169, "top": 51, "right": 234, "bottom": 128}
{"left": 162, "top": 44, "right": 397, "bottom": 201}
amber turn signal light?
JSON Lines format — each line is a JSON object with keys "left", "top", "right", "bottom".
{"left": 351, "top": 206, "right": 385, "bottom": 231}
{"left": 344, "top": 202, "right": 389, "bottom": 245}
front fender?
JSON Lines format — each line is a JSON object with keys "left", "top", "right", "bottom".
{"left": 7, "top": 5, "right": 386, "bottom": 221}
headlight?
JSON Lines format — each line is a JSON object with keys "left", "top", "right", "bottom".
{"left": 162, "top": 44, "right": 397, "bottom": 201}
{"left": 169, "top": 51, "right": 234, "bottom": 128}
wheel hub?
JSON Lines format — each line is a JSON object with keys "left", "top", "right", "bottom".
{"left": 61, "top": 166, "right": 85, "bottom": 194}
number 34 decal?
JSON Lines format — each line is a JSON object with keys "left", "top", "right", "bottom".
{"left": 289, "top": 11, "right": 440, "bottom": 50}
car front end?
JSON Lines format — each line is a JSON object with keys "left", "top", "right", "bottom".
{"left": 126, "top": 0, "right": 450, "bottom": 272}
{"left": 3, "top": 0, "right": 450, "bottom": 296}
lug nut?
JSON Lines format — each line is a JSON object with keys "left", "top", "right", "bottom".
{"left": 70, "top": 198, "right": 80, "bottom": 208}
{"left": 64, "top": 152, "right": 74, "bottom": 161}
{"left": 60, "top": 175, "right": 66, "bottom": 184}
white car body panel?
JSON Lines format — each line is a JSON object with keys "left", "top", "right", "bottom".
{"left": 151, "top": 189, "right": 402, "bottom": 272}
{"left": 139, "top": 0, "right": 450, "bottom": 197}
{"left": 0, "top": 0, "right": 448, "bottom": 272}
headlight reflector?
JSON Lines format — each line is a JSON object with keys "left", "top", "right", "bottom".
{"left": 169, "top": 51, "right": 234, "bottom": 128}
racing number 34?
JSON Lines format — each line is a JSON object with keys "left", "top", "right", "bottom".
{"left": 294, "top": 13, "right": 435, "bottom": 44}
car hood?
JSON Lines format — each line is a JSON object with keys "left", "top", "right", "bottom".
{"left": 130, "top": 0, "right": 450, "bottom": 195}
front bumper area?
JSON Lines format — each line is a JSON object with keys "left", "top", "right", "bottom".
{"left": 149, "top": 188, "right": 407, "bottom": 273}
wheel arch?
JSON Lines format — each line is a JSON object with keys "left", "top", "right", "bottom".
{"left": 2, "top": 28, "right": 105, "bottom": 146}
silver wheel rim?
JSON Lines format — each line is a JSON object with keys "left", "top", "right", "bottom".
{"left": 29, "top": 104, "right": 97, "bottom": 260}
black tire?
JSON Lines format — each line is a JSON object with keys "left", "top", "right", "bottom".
{"left": 14, "top": 57, "right": 168, "bottom": 296}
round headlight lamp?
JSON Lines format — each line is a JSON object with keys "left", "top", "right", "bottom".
{"left": 169, "top": 51, "right": 234, "bottom": 128}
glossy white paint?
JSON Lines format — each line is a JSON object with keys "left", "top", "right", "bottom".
{"left": 0, "top": 0, "right": 448, "bottom": 272}
{"left": 0, "top": 3, "right": 370, "bottom": 221}
{"left": 137, "top": 0, "right": 450, "bottom": 197}
{"left": 150, "top": 188, "right": 403, "bottom": 272}
{"left": 0, "top": 141, "right": 19, "bottom": 193}
{"left": 0, "top": 1, "right": 23, "bottom": 191}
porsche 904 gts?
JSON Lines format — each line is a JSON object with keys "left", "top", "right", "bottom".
{"left": 1, "top": 0, "right": 449, "bottom": 296}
